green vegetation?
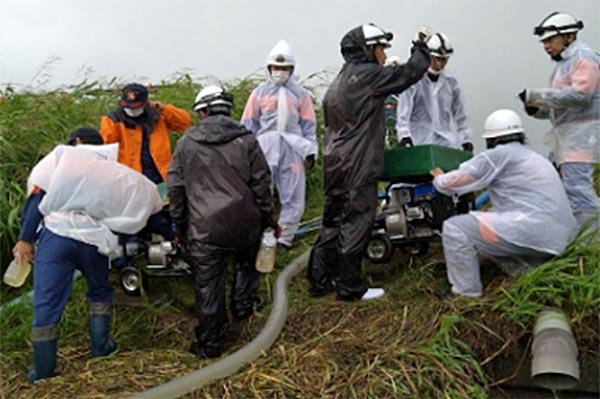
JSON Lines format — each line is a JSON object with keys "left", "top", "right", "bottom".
{"left": 0, "top": 78, "right": 598, "bottom": 398}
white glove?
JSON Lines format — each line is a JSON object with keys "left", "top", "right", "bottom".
{"left": 413, "top": 26, "right": 432, "bottom": 44}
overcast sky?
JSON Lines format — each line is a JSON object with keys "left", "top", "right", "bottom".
{"left": 1, "top": 0, "right": 599, "bottom": 152}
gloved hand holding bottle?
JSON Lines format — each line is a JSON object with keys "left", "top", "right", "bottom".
{"left": 398, "top": 136, "right": 413, "bottom": 148}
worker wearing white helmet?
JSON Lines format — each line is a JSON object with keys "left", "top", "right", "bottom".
{"left": 169, "top": 86, "right": 275, "bottom": 359}
{"left": 519, "top": 11, "right": 599, "bottom": 234}
{"left": 241, "top": 40, "right": 317, "bottom": 250}
{"left": 395, "top": 30, "right": 473, "bottom": 151}
{"left": 431, "top": 109, "right": 575, "bottom": 297}
{"left": 308, "top": 23, "right": 430, "bottom": 301}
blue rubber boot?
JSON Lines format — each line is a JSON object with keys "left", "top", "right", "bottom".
{"left": 89, "top": 314, "right": 117, "bottom": 357}
{"left": 28, "top": 339, "right": 57, "bottom": 383}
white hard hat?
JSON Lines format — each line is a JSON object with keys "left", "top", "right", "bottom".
{"left": 193, "top": 85, "right": 233, "bottom": 112}
{"left": 266, "top": 40, "right": 295, "bottom": 67}
{"left": 427, "top": 33, "right": 454, "bottom": 58}
{"left": 482, "top": 109, "right": 524, "bottom": 139}
{"left": 362, "top": 23, "right": 393, "bottom": 48}
{"left": 534, "top": 12, "right": 584, "bottom": 41}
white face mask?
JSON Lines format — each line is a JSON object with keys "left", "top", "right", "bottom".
{"left": 271, "top": 70, "right": 291, "bottom": 85}
{"left": 124, "top": 107, "right": 144, "bottom": 117}
{"left": 427, "top": 67, "right": 442, "bottom": 75}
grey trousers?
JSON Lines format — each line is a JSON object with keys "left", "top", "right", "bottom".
{"left": 442, "top": 214, "right": 552, "bottom": 297}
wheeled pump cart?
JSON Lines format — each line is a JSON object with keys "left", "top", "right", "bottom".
{"left": 365, "top": 145, "right": 474, "bottom": 263}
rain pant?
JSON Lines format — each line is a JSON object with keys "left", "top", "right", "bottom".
{"left": 560, "top": 162, "right": 600, "bottom": 233}
{"left": 100, "top": 104, "right": 191, "bottom": 182}
{"left": 308, "top": 26, "right": 430, "bottom": 300}
{"left": 525, "top": 39, "right": 600, "bottom": 231}
{"left": 168, "top": 115, "right": 273, "bottom": 352}
{"left": 395, "top": 71, "right": 472, "bottom": 148}
{"left": 187, "top": 242, "right": 260, "bottom": 352}
{"left": 442, "top": 214, "right": 553, "bottom": 297}
{"left": 433, "top": 142, "right": 575, "bottom": 296}
{"left": 242, "top": 66, "right": 317, "bottom": 246}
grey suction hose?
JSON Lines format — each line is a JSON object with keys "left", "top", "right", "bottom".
{"left": 126, "top": 250, "right": 310, "bottom": 399}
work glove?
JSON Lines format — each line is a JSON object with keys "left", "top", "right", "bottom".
{"left": 412, "top": 26, "right": 432, "bottom": 45}
{"left": 461, "top": 142, "right": 474, "bottom": 152}
{"left": 398, "top": 137, "right": 413, "bottom": 148}
{"left": 149, "top": 100, "right": 164, "bottom": 113}
{"left": 525, "top": 105, "right": 540, "bottom": 116}
{"left": 263, "top": 214, "right": 278, "bottom": 231}
{"left": 518, "top": 90, "right": 540, "bottom": 115}
{"left": 305, "top": 154, "right": 315, "bottom": 171}
{"left": 410, "top": 39, "right": 430, "bottom": 55}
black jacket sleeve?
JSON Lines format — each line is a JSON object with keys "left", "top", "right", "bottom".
{"left": 371, "top": 46, "right": 430, "bottom": 97}
{"left": 18, "top": 190, "right": 46, "bottom": 243}
{"left": 247, "top": 137, "right": 275, "bottom": 229}
{"left": 167, "top": 142, "right": 188, "bottom": 237}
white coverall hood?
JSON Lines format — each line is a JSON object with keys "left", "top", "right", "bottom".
{"left": 266, "top": 39, "right": 296, "bottom": 68}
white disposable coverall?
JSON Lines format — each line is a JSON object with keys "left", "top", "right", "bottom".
{"left": 433, "top": 142, "right": 575, "bottom": 297}
{"left": 525, "top": 39, "right": 600, "bottom": 232}
{"left": 29, "top": 145, "right": 163, "bottom": 256}
{"left": 395, "top": 71, "right": 472, "bottom": 148}
{"left": 241, "top": 46, "right": 317, "bottom": 246}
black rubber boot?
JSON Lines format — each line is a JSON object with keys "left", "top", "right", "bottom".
{"left": 28, "top": 339, "right": 57, "bottom": 383}
{"left": 89, "top": 314, "right": 117, "bottom": 357}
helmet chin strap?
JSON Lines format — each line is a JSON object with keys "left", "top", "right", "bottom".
{"left": 427, "top": 67, "right": 442, "bottom": 75}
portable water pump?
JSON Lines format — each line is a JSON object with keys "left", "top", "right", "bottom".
{"left": 365, "top": 145, "right": 474, "bottom": 263}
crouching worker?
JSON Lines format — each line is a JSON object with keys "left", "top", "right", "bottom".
{"left": 12, "top": 128, "right": 164, "bottom": 382}
{"left": 431, "top": 110, "right": 575, "bottom": 298}
{"left": 168, "top": 86, "right": 275, "bottom": 359}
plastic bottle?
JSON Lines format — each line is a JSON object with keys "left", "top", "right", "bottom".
{"left": 3, "top": 252, "right": 32, "bottom": 287}
{"left": 256, "top": 229, "right": 276, "bottom": 273}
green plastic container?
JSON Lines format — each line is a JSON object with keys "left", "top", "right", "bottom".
{"left": 381, "top": 145, "right": 472, "bottom": 182}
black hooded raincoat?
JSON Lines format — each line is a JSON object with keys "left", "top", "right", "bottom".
{"left": 168, "top": 114, "right": 273, "bottom": 354}
{"left": 309, "top": 26, "right": 430, "bottom": 300}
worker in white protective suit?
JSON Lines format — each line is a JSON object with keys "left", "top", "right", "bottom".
{"left": 396, "top": 31, "right": 473, "bottom": 151}
{"left": 519, "top": 11, "right": 599, "bottom": 234}
{"left": 431, "top": 109, "right": 575, "bottom": 297}
{"left": 241, "top": 39, "right": 317, "bottom": 249}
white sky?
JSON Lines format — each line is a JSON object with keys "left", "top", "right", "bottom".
{"left": 1, "top": 0, "right": 599, "bottom": 152}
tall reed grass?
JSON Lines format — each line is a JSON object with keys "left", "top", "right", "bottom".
{"left": 0, "top": 75, "right": 325, "bottom": 276}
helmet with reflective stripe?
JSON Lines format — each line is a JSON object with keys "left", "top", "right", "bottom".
{"left": 362, "top": 23, "right": 393, "bottom": 48}
{"left": 193, "top": 86, "right": 233, "bottom": 112}
{"left": 427, "top": 32, "right": 454, "bottom": 58}
{"left": 266, "top": 40, "right": 295, "bottom": 67}
{"left": 482, "top": 109, "right": 524, "bottom": 139}
{"left": 534, "top": 12, "right": 584, "bottom": 41}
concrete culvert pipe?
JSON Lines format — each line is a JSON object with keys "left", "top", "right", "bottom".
{"left": 531, "top": 309, "right": 580, "bottom": 391}
{"left": 126, "top": 250, "right": 310, "bottom": 399}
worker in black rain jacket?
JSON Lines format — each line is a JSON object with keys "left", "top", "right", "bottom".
{"left": 308, "top": 23, "right": 431, "bottom": 301}
{"left": 168, "top": 86, "right": 275, "bottom": 359}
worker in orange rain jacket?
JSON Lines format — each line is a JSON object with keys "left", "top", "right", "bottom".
{"left": 100, "top": 83, "right": 192, "bottom": 183}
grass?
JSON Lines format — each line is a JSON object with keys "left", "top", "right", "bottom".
{"left": 1, "top": 232, "right": 596, "bottom": 398}
{"left": 1, "top": 77, "right": 598, "bottom": 398}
